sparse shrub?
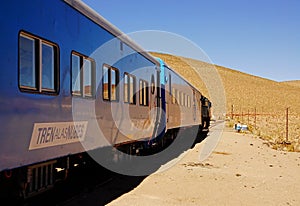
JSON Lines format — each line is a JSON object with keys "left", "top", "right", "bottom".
{"left": 286, "top": 144, "right": 295, "bottom": 152}
{"left": 227, "top": 121, "right": 235, "bottom": 128}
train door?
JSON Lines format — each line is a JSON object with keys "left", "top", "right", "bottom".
{"left": 150, "top": 74, "right": 156, "bottom": 109}
{"left": 166, "top": 73, "right": 171, "bottom": 124}
{"left": 150, "top": 65, "right": 166, "bottom": 141}
{"left": 150, "top": 68, "right": 160, "bottom": 141}
{"left": 156, "top": 69, "right": 161, "bottom": 108}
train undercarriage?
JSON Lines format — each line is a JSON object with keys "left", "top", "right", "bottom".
{"left": 0, "top": 125, "right": 207, "bottom": 203}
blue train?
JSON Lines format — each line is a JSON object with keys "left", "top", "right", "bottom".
{"left": 0, "top": 0, "right": 211, "bottom": 199}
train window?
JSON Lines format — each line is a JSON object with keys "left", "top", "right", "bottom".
{"left": 129, "top": 76, "right": 135, "bottom": 104}
{"left": 139, "top": 81, "right": 143, "bottom": 105}
{"left": 111, "top": 69, "right": 118, "bottom": 101}
{"left": 172, "top": 88, "right": 176, "bottom": 104}
{"left": 83, "top": 59, "right": 93, "bottom": 97}
{"left": 103, "top": 66, "right": 109, "bottom": 100}
{"left": 71, "top": 54, "right": 81, "bottom": 96}
{"left": 186, "top": 95, "right": 189, "bottom": 107}
{"left": 150, "top": 75, "right": 155, "bottom": 94}
{"left": 187, "top": 95, "right": 191, "bottom": 108}
{"left": 71, "top": 52, "right": 95, "bottom": 98}
{"left": 41, "top": 43, "right": 55, "bottom": 90}
{"left": 169, "top": 74, "right": 172, "bottom": 95}
{"left": 124, "top": 73, "right": 136, "bottom": 104}
{"left": 19, "top": 32, "right": 59, "bottom": 94}
{"left": 176, "top": 90, "right": 180, "bottom": 105}
{"left": 185, "top": 95, "right": 188, "bottom": 107}
{"left": 139, "top": 79, "right": 149, "bottom": 106}
{"left": 181, "top": 92, "right": 184, "bottom": 106}
{"left": 124, "top": 74, "right": 128, "bottom": 103}
{"left": 19, "top": 35, "right": 36, "bottom": 89}
{"left": 102, "top": 64, "right": 119, "bottom": 101}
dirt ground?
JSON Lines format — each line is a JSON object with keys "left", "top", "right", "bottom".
{"left": 107, "top": 125, "right": 300, "bottom": 206}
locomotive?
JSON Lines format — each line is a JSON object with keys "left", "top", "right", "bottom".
{"left": 0, "top": 0, "right": 211, "bottom": 199}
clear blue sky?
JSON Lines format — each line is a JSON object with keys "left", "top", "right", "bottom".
{"left": 82, "top": 0, "right": 300, "bottom": 82}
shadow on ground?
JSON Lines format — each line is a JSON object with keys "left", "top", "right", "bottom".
{"left": 17, "top": 129, "right": 209, "bottom": 206}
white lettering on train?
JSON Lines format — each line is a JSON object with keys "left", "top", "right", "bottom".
{"left": 29, "top": 121, "right": 88, "bottom": 150}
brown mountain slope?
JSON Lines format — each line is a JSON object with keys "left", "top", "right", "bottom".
{"left": 282, "top": 80, "right": 300, "bottom": 88}
{"left": 151, "top": 52, "right": 300, "bottom": 115}
{"left": 151, "top": 52, "right": 300, "bottom": 149}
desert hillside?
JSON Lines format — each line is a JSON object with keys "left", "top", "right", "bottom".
{"left": 150, "top": 52, "right": 300, "bottom": 151}
{"left": 282, "top": 80, "right": 300, "bottom": 88}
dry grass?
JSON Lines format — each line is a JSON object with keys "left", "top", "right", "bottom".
{"left": 282, "top": 80, "right": 300, "bottom": 88}
{"left": 150, "top": 52, "right": 300, "bottom": 152}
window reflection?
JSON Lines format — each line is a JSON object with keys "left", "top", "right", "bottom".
{"left": 83, "top": 59, "right": 92, "bottom": 96}
{"left": 19, "top": 35, "right": 36, "bottom": 88}
{"left": 19, "top": 32, "right": 58, "bottom": 94}
{"left": 42, "top": 43, "right": 55, "bottom": 90}
{"left": 71, "top": 52, "right": 94, "bottom": 98}
{"left": 71, "top": 54, "right": 81, "bottom": 95}
{"left": 103, "top": 66, "right": 109, "bottom": 100}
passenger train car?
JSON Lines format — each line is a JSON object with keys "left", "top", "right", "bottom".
{"left": 0, "top": 0, "right": 211, "bottom": 199}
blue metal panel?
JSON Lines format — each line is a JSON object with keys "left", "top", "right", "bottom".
{"left": 0, "top": 0, "right": 158, "bottom": 171}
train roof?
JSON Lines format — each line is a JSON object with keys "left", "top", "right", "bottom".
{"left": 64, "top": 0, "right": 159, "bottom": 65}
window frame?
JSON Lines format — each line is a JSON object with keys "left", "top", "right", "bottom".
{"left": 150, "top": 74, "right": 155, "bottom": 94}
{"left": 19, "top": 31, "right": 59, "bottom": 95}
{"left": 124, "top": 72, "right": 136, "bottom": 105}
{"left": 102, "top": 64, "right": 119, "bottom": 102}
{"left": 187, "top": 95, "right": 191, "bottom": 108}
{"left": 176, "top": 90, "right": 180, "bottom": 105}
{"left": 180, "top": 91, "right": 184, "bottom": 106}
{"left": 169, "top": 74, "right": 172, "bottom": 95}
{"left": 139, "top": 79, "right": 149, "bottom": 106}
{"left": 71, "top": 51, "right": 96, "bottom": 98}
{"left": 172, "top": 88, "right": 176, "bottom": 104}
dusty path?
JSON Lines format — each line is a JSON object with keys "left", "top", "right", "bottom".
{"left": 107, "top": 124, "right": 300, "bottom": 206}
